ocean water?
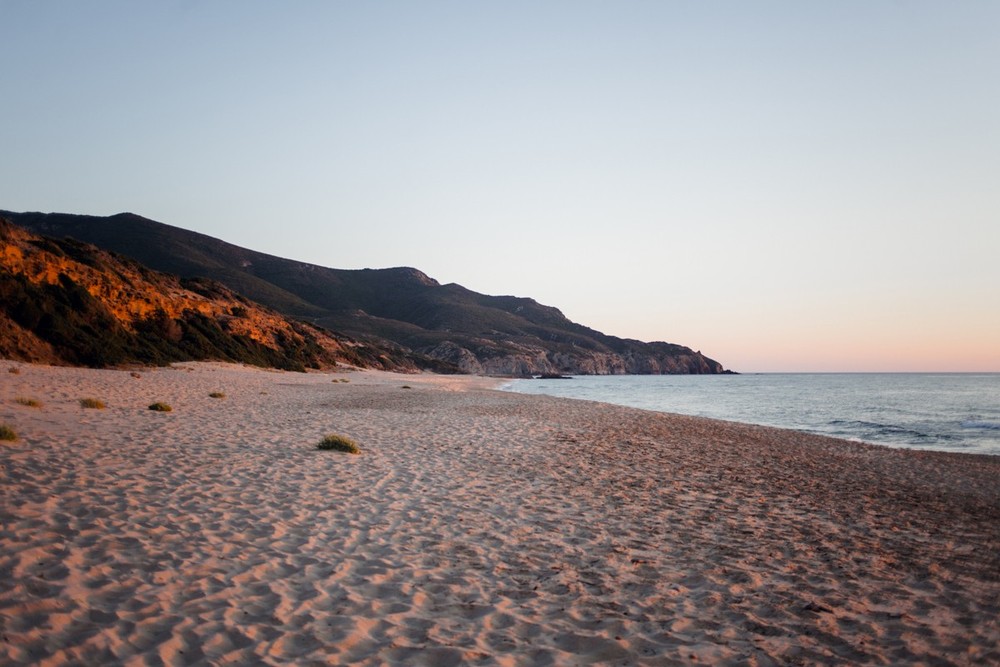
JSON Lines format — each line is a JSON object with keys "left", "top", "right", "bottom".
{"left": 504, "top": 374, "right": 1000, "bottom": 456}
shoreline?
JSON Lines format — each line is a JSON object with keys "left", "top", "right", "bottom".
{"left": 2, "top": 361, "right": 998, "bottom": 665}
{"left": 503, "top": 373, "right": 1000, "bottom": 457}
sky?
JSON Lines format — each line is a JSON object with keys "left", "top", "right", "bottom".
{"left": 2, "top": 1, "right": 998, "bottom": 372}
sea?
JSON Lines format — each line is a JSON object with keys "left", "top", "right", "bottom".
{"left": 503, "top": 373, "right": 1000, "bottom": 457}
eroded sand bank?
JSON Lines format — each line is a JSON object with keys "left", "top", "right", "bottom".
{"left": 1, "top": 362, "right": 998, "bottom": 665}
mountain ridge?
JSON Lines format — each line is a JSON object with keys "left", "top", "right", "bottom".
{"left": 2, "top": 210, "right": 731, "bottom": 375}
{"left": 0, "top": 216, "right": 434, "bottom": 371}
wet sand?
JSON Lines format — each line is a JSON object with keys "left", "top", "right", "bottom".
{"left": 1, "top": 361, "right": 998, "bottom": 665}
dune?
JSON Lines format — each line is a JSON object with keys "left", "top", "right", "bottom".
{"left": 1, "top": 361, "right": 997, "bottom": 665}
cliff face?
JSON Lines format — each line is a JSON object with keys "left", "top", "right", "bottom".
{"left": 4, "top": 210, "right": 731, "bottom": 375}
{"left": 0, "top": 218, "right": 408, "bottom": 370}
{"left": 421, "top": 340, "right": 723, "bottom": 376}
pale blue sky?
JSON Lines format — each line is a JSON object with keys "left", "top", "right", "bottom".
{"left": 3, "top": 1, "right": 998, "bottom": 371}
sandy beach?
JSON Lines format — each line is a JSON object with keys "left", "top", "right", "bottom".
{"left": 1, "top": 361, "right": 998, "bottom": 666}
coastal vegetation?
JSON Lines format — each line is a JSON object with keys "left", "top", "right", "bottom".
{"left": 0, "top": 216, "right": 410, "bottom": 371}
{"left": 148, "top": 402, "right": 172, "bottom": 412}
{"left": 0, "top": 424, "right": 16, "bottom": 441}
{"left": 15, "top": 397, "right": 42, "bottom": 408}
{"left": 317, "top": 434, "right": 360, "bottom": 454}
{"left": 79, "top": 398, "right": 106, "bottom": 409}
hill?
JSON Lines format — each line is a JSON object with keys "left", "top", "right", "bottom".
{"left": 0, "top": 216, "right": 425, "bottom": 371}
{"left": 3, "top": 210, "right": 730, "bottom": 375}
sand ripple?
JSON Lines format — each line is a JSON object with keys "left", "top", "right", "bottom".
{"left": 1, "top": 362, "right": 998, "bottom": 665}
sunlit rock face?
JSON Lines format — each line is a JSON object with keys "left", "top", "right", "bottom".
{"left": 0, "top": 217, "right": 398, "bottom": 370}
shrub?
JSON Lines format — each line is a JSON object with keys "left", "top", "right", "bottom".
{"left": 401, "top": 385, "right": 412, "bottom": 389}
{"left": 208, "top": 392, "right": 226, "bottom": 399}
{"left": 79, "top": 398, "right": 106, "bottom": 409}
{"left": 8, "top": 367, "right": 20, "bottom": 375}
{"left": 317, "top": 434, "right": 360, "bottom": 454}
{"left": 15, "top": 397, "right": 42, "bottom": 408}
{"left": 0, "top": 424, "right": 16, "bottom": 442}
{"left": 148, "top": 402, "right": 172, "bottom": 412}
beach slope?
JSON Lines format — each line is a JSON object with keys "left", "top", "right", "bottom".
{"left": 1, "top": 363, "right": 997, "bottom": 665}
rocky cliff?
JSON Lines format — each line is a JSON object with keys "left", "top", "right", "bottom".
{"left": 4, "top": 210, "right": 731, "bottom": 375}
{"left": 0, "top": 217, "right": 416, "bottom": 370}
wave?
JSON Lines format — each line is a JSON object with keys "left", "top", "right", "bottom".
{"left": 827, "top": 419, "right": 949, "bottom": 442}
{"left": 961, "top": 420, "right": 1000, "bottom": 431}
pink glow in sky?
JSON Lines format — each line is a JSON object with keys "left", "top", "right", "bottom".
{"left": 2, "top": 2, "right": 997, "bottom": 372}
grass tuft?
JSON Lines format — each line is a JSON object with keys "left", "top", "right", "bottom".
{"left": 317, "top": 433, "right": 360, "bottom": 454}
{"left": 0, "top": 424, "right": 16, "bottom": 442}
{"left": 15, "top": 397, "right": 42, "bottom": 408}
{"left": 79, "top": 398, "right": 106, "bottom": 409}
{"left": 208, "top": 392, "right": 226, "bottom": 399}
{"left": 148, "top": 402, "right": 172, "bottom": 412}
{"left": 8, "top": 367, "right": 20, "bottom": 375}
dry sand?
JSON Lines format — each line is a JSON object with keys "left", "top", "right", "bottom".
{"left": 1, "top": 361, "right": 998, "bottom": 666}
